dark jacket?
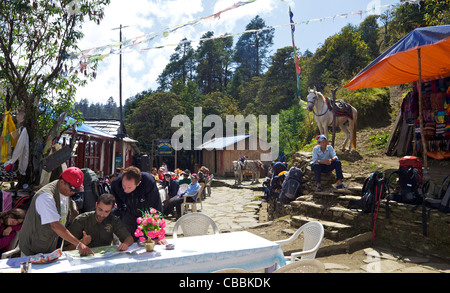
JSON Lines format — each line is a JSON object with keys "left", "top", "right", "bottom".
{"left": 111, "top": 172, "right": 162, "bottom": 234}
{"left": 162, "top": 178, "right": 179, "bottom": 199}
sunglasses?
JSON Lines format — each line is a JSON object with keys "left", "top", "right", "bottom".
{"left": 61, "top": 178, "right": 78, "bottom": 192}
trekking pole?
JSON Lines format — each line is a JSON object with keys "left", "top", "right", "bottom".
{"left": 371, "top": 179, "right": 384, "bottom": 242}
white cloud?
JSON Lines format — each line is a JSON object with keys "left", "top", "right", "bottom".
{"left": 76, "top": 0, "right": 209, "bottom": 105}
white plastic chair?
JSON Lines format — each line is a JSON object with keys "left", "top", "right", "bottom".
{"left": 1, "top": 231, "right": 21, "bottom": 259}
{"left": 177, "top": 183, "right": 189, "bottom": 195}
{"left": 172, "top": 213, "right": 219, "bottom": 239}
{"left": 274, "top": 259, "right": 325, "bottom": 273}
{"left": 275, "top": 221, "right": 324, "bottom": 262}
{"left": 181, "top": 183, "right": 205, "bottom": 216}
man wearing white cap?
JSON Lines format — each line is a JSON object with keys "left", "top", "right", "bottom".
{"left": 311, "top": 135, "right": 345, "bottom": 192}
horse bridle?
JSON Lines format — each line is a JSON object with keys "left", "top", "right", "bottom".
{"left": 308, "top": 92, "right": 329, "bottom": 117}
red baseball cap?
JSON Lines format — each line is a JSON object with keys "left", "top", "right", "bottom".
{"left": 60, "top": 167, "right": 84, "bottom": 192}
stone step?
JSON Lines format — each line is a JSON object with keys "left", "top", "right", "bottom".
{"left": 291, "top": 215, "right": 356, "bottom": 241}
{"left": 290, "top": 198, "right": 371, "bottom": 228}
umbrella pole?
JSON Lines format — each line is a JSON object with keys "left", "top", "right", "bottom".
{"left": 417, "top": 48, "right": 428, "bottom": 171}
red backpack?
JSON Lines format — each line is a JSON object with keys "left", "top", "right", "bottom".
{"left": 399, "top": 156, "right": 423, "bottom": 186}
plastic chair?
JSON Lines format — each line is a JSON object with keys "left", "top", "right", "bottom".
{"left": 178, "top": 183, "right": 189, "bottom": 195}
{"left": 181, "top": 183, "right": 205, "bottom": 216}
{"left": 274, "top": 259, "right": 325, "bottom": 273}
{"left": 1, "top": 231, "right": 21, "bottom": 259}
{"left": 274, "top": 221, "right": 324, "bottom": 262}
{"left": 172, "top": 213, "right": 219, "bottom": 239}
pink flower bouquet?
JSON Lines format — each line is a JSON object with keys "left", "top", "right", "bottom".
{"left": 134, "top": 208, "right": 166, "bottom": 242}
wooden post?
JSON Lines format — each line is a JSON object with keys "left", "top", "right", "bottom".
{"left": 331, "top": 88, "right": 338, "bottom": 148}
{"left": 417, "top": 48, "right": 428, "bottom": 170}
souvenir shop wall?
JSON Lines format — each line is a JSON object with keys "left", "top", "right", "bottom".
{"left": 387, "top": 77, "right": 450, "bottom": 159}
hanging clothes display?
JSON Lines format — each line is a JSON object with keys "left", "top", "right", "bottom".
{"left": 3, "top": 127, "right": 29, "bottom": 175}
{"left": 413, "top": 77, "right": 450, "bottom": 159}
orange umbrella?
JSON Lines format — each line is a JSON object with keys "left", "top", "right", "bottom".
{"left": 345, "top": 25, "right": 450, "bottom": 90}
{"left": 345, "top": 25, "right": 450, "bottom": 170}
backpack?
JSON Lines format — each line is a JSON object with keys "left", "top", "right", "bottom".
{"left": 75, "top": 168, "right": 101, "bottom": 213}
{"left": 348, "top": 171, "right": 386, "bottom": 241}
{"left": 421, "top": 175, "right": 450, "bottom": 236}
{"left": 423, "top": 175, "right": 450, "bottom": 213}
{"left": 399, "top": 156, "right": 423, "bottom": 185}
{"left": 279, "top": 167, "right": 302, "bottom": 204}
{"left": 348, "top": 171, "right": 386, "bottom": 214}
{"left": 387, "top": 156, "right": 423, "bottom": 206}
{"left": 386, "top": 156, "right": 427, "bottom": 235}
{"left": 13, "top": 194, "right": 33, "bottom": 212}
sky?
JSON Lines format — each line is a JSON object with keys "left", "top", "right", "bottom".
{"left": 74, "top": 0, "right": 404, "bottom": 105}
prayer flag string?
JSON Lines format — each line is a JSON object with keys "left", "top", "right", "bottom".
{"left": 62, "top": 0, "right": 420, "bottom": 76}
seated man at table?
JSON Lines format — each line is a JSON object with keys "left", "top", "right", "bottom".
{"left": 66, "top": 193, "right": 134, "bottom": 252}
{"left": 164, "top": 174, "right": 200, "bottom": 218}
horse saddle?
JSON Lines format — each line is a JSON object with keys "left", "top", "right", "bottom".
{"left": 326, "top": 97, "right": 354, "bottom": 120}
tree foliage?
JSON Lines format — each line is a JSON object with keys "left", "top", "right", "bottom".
{"left": 125, "top": 92, "right": 185, "bottom": 154}
{"left": 125, "top": 5, "right": 448, "bottom": 158}
{"left": 0, "top": 0, "right": 110, "bottom": 184}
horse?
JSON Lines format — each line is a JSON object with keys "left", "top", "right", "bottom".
{"left": 233, "top": 161, "right": 243, "bottom": 185}
{"left": 243, "top": 159, "right": 264, "bottom": 184}
{"left": 306, "top": 87, "right": 358, "bottom": 151}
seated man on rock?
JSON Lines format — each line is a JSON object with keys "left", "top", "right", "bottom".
{"left": 311, "top": 135, "right": 345, "bottom": 192}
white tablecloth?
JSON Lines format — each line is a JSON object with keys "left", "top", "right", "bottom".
{"left": 1, "top": 231, "right": 286, "bottom": 273}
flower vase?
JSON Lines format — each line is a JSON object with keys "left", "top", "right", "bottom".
{"left": 144, "top": 239, "right": 154, "bottom": 252}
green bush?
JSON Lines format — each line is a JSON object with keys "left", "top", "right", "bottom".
{"left": 337, "top": 87, "right": 392, "bottom": 129}
{"left": 369, "top": 132, "right": 390, "bottom": 149}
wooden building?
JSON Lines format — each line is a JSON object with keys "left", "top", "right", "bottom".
{"left": 61, "top": 119, "right": 139, "bottom": 177}
{"left": 197, "top": 134, "right": 272, "bottom": 177}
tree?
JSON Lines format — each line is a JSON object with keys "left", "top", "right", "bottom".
{"left": 157, "top": 39, "right": 196, "bottom": 91}
{"left": 233, "top": 15, "right": 274, "bottom": 82}
{"left": 306, "top": 25, "right": 370, "bottom": 90}
{"left": 196, "top": 31, "right": 233, "bottom": 94}
{"left": 125, "top": 92, "right": 185, "bottom": 154}
{"left": 254, "top": 46, "right": 297, "bottom": 115}
{"left": 0, "top": 0, "right": 110, "bottom": 185}
{"left": 278, "top": 104, "right": 307, "bottom": 156}
{"left": 358, "top": 15, "right": 380, "bottom": 60}
{"left": 104, "top": 96, "right": 118, "bottom": 119}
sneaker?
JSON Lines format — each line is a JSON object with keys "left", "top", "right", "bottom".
{"left": 336, "top": 184, "right": 346, "bottom": 189}
{"left": 315, "top": 187, "right": 322, "bottom": 192}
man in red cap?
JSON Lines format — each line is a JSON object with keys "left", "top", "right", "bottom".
{"left": 19, "top": 167, "right": 94, "bottom": 256}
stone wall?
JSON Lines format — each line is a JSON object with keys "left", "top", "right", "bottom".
{"left": 272, "top": 150, "right": 450, "bottom": 261}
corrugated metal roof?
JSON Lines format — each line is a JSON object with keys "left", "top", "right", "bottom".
{"left": 84, "top": 120, "right": 137, "bottom": 142}
{"left": 197, "top": 134, "right": 250, "bottom": 150}
{"left": 77, "top": 123, "right": 116, "bottom": 138}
